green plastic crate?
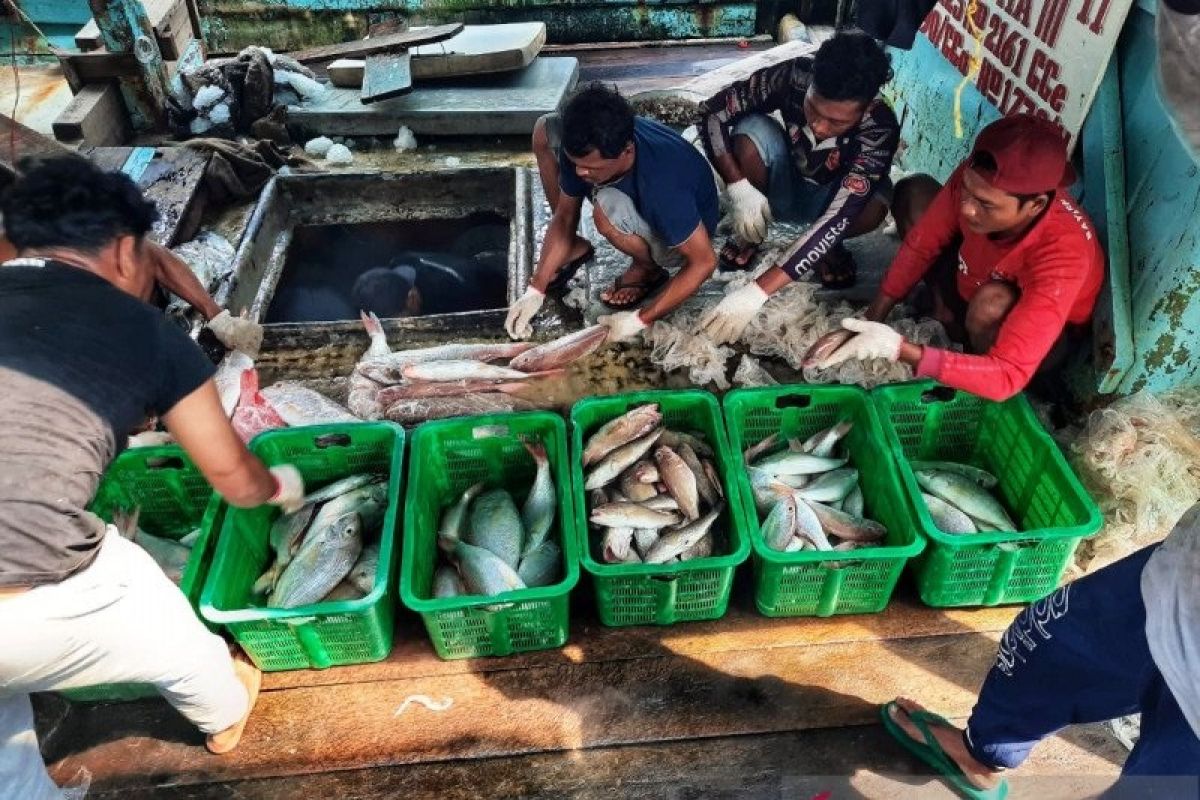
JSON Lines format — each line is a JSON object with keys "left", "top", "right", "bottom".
{"left": 62, "top": 445, "right": 224, "bottom": 703}
{"left": 200, "top": 422, "right": 405, "bottom": 671}
{"left": 570, "top": 390, "right": 750, "bottom": 627}
{"left": 723, "top": 385, "right": 926, "bottom": 618}
{"left": 401, "top": 412, "right": 580, "bottom": 660}
{"left": 872, "top": 381, "right": 1102, "bottom": 607}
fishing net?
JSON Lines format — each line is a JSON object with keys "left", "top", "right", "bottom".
{"left": 1069, "top": 387, "right": 1200, "bottom": 573}
{"left": 732, "top": 354, "right": 779, "bottom": 387}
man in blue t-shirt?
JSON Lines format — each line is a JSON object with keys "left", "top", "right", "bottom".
{"left": 504, "top": 83, "right": 720, "bottom": 342}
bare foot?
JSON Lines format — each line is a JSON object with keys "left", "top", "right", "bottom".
{"left": 206, "top": 656, "right": 262, "bottom": 755}
{"left": 888, "top": 697, "right": 1002, "bottom": 791}
{"left": 600, "top": 261, "right": 662, "bottom": 306}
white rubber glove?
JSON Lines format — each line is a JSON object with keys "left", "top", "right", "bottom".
{"left": 267, "top": 465, "right": 305, "bottom": 513}
{"left": 505, "top": 286, "right": 544, "bottom": 340}
{"left": 208, "top": 310, "right": 264, "bottom": 357}
{"left": 725, "top": 179, "right": 773, "bottom": 244}
{"left": 697, "top": 282, "right": 770, "bottom": 345}
{"left": 816, "top": 318, "right": 904, "bottom": 368}
{"left": 596, "top": 310, "right": 649, "bottom": 343}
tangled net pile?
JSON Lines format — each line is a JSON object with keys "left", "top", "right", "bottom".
{"left": 1069, "top": 388, "right": 1200, "bottom": 573}
{"left": 642, "top": 262, "right": 952, "bottom": 390}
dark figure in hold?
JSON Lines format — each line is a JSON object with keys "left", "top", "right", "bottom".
{"left": 352, "top": 252, "right": 507, "bottom": 318}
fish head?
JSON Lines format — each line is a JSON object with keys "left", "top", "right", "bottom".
{"left": 331, "top": 512, "right": 362, "bottom": 541}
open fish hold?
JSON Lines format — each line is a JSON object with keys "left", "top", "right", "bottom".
{"left": 198, "top": 422, "right": 406, "bottom": 671}
{"left": 400, "top": 412, "right": 579, "bottom": 659}
{"left": 570, "top": 390, "right": 750, "bottom": 627}
{"left": 721, "top": 385, "right": 926, "bottom": 618}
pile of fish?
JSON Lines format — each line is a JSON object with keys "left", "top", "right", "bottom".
{"left": 432, "top": 441, "right": 561, "bottom": 598}
{"left": 348, "top": 313, "right": 609, "bottom": 424}
{"left": 911, "top": 460, "right": 1018, "bottom": 534}
{"left": 744, "top": 420, "right": 889, "bottom": 553}
{"left": 582, "top": 404, "right": 726, "bottom": 565}
{"left": 113, "top": 507, "right": 200, "bottom": 584}
{"left": 253, "top": 473, "right": 387, "bottom": 609}
{"left": 213, "top": 350, "right": 357, "bottom": 442}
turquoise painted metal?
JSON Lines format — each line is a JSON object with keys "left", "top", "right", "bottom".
{"left": 888, "top": 5, "right": 1200, "bottom": 398}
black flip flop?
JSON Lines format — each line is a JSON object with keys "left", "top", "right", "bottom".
{"left": 600, "top": 267, "right": 670, "bottom": 310}
{"left": 719, "top": 239, "right": 762, "bottom": 272}
{"left": 546, "top": 241, "right": 596, "bottom": 294}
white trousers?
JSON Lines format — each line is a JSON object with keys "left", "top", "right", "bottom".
{"left": 0, "top": 529, "right": 247, "bottom": 800}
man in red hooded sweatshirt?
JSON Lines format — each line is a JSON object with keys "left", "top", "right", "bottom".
{"left": 818, "top": 113, "right": 1105, "bottom": 401}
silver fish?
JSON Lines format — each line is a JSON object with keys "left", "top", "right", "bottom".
{"left": 591, "top": 502, "right": 683, "bottom": 529}
{"left": 254, "top": 502, "right": 317, "bottom": 595}
{"left": 585, "top": 429, "right": 664, "bottom": 490}
{"left": 659, "top": 430, "right": 714, "bottom": 459}
{"left": 348, "top": 542, "right": 380, "bottom": 594}
{"left": 654, "top": 445, "right": 701, "bottom": 521}
{"left": 517, "top": 540, "right": 561, "bottom": 587}
{"left": 702, "top": 461, "right": 724, "bottom": 501}
{"left": 402, "top": 360, "right": 533, "bottom": 382}
{"left": 521, "top": 441, "right": 556, "bottom": 556}
{"left": 681, "top": 532, "right": 714, "bottom": 561}
{"left": 802, "top": 328, "right": 855, "bottom": 368}
{"left": 843, "top": 484, "right": 864, "bottom": 518}
{"left": 356, "top": 314, "right": 534, "bottom": 368}
{"left": 454, "top": 541, "right": 526, "bottom": 596}
{"left": 796, "top": 420, "right": 854, "bottom": 458}
{"left": 134, "top": 530, "right": 192, "bottom": 583}
{"left": 645, "top": 508, "right": 721, "bottom": 564}
{"left": 304, "top": 473, "right": 376, "bottom": 505}
{"left": 310, "top": 483, "right": 387, "bottom": 539}
{"left": 915, "top": 470, "right": 1016, "bottom": 531}
{"left": 269, "top": 512, "right": 363, "bottom": 609}
{"left": 508, "top": 324, "right": 609, "bottom": 373}
{"left": 439, "top": 482, "right": 485, "bottom": 552}
{"left": 804, "top": 500, "right": 887, "bottom": 543}
{"left": 676, "top": 443, "right": 719, "bottom": 509}
{"left": 602, "top": 526, "right": 635, "bottom": 563}
{"left": 796, "top": 468, "right": 859, "bottom": 504}
{"left": 178, "top": 528, "right": 203, "bottom": 548}
{"left": 641, "top": 495, "right": 680, "bottom": 512}
{"left": 744, "top": 432, "right": 782, "bottom": 465}
{"left": 756, "top": 450, "right": 848, "bottom": 476}
{"left": 384, "top": 393, "right": 536, "bottom": 424}
{"left": 910, "top": 460, "right": 999, "bottom": 489}
{"left": 619, "top": 470, "right": 658, "bottom": 502}
{"left": 630, "top": 460, "right": 660, "bottom": 484}
{"left": 761, "top": 494, "right": 799, "bottom": 552}
{"left": 921, "top": 492, "right": 978, "bottom": 535}
{"left": 376, "top": 379, "right": 529, "bottom": 403}
{"left": 468, "top": 488, "right": 525, "bottom": 569}
{"left": 633, "top": 528, "right": 659, "bottom": 559}
{"left": 433, "top": 565, "right": 465, "bottom": 598}
{"left": 261, "top": 382, "right": 357, "bottom": 427}
{"left": 582, "top": 404, "right": 662, "bottom": 467}
{"left": 213, "top": 351, "right": 254, "bottom": 417}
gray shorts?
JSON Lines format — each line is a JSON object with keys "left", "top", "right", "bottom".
{"left": 538, "top": 112, "right": 685, "bottom": 270}
{"left": 732, "top": 113, "right": 891, "bottom": 223}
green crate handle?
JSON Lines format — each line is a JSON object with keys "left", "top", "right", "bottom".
{"left": 295, "top": 624, "right": 332, "bottom": 669}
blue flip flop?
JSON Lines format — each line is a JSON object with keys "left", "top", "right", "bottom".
{"left": 880, "top": 701, "right": 1009, "bottom": 800}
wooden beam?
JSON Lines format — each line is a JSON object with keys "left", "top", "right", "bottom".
{"left": 51, "top": 82, "right": 131, "bottom": 146}
{"left": 289, "top": 23, "right": 463, "bottom": 64}
{"left": 75, "top": 0, "right": 193, "bottom": 58}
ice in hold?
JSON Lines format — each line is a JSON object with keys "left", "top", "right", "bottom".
{"left": 192, "top": 85, "right": 226, "bottom": 111}
{"left": 325, "top": 144, "right": 354, "bottom": 165}
{"left": 189, "top": 116, "right": 213, "bottom": 135}
{"left": 393, "top": 126, "right": 418, "bottom": 152}
{"left": 208, "top": 103, "right": 231, "bottom": 125}
{"left": 444, "top": 156, "right": 463, "bottom": 167}
{"left": 305, "top": 136, "right": 335, "bottom": 157}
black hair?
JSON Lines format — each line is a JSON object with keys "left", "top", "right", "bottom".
{"left": 969, "top": 151, "right": 1049, "bottom": 206}
{"left": 352, "top": 267, "right": 414, "bottom": 318}
{"left": 560, "top": 83, "right": 635, "bottom": 160}
{"left": 811, "top": 30, "right": 893, "bottom": 104}
{"left": 1, "top": 156, "right": 158, "bottom": 252}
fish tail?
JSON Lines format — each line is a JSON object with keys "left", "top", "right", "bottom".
{"left": 521, "top": 439, "right": 547, "bottom": 466}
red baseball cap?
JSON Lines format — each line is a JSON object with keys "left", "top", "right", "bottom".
{"left": 969, "top": 114, "right": 1075, "bottom": 195}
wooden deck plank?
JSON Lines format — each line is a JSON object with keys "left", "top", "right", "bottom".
{"left": 46, "top": 626, "right": 1007, "bottom": 788}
